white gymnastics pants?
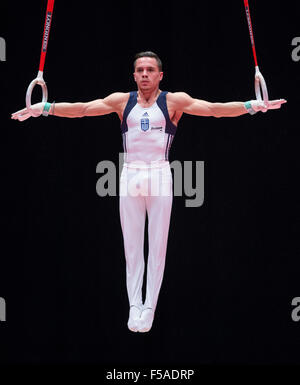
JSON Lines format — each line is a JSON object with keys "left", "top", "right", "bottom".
{"left": 119, "top": 162, "right": 173, "bottom": 312}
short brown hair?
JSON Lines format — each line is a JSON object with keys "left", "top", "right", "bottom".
{"left": 133, "top": 51, "right": 162, "bottom": 71}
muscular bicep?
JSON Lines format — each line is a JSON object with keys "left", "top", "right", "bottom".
{"left": 183, "top": 99, "right": 215, "bottom": 116}
{"left": 172, "top": 92, "right": 215, "bottom": 117}
{"left": 83, "top": 92, "right": 127, "bottom": 117}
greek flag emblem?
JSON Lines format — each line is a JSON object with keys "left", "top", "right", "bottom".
{"left": 141, "top": 118, "right": 150, "bottom": 131}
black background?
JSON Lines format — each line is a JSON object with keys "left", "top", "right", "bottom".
{"left": 0, "top": 0, "right": 299, "bottom": 375}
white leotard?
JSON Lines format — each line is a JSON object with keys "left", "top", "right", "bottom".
{"left": 121, "top": 91, "right": 177, "bottom": 167}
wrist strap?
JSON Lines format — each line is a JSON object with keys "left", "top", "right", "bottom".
{"left": 244, "top": 101, "right": 257, "bottom": 115}
{"left": 51, "top": 101, "right": 55, "bottom": 115}
{"left": 42, "top": 102, "right": 52, "bottom": 116}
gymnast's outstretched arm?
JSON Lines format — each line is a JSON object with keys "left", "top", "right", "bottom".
{"left": 11, "top": 92, "right": 129, "bottom": 121}
{"left": 166, "top": 92, "right": 287, "bottom": 118}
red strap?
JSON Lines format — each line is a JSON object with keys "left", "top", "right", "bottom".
{"left": 244, "top": 0, "right": 258, "bottom": 67}
{"left": 39, "top": 0, "right": 55, "bottom": 72}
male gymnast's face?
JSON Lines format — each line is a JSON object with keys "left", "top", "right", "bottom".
{"left": 133, "top": 57, "right": 163, "bottom": 91}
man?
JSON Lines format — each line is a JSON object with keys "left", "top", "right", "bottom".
{"left": 11, "top": 51, "right": 286, "bottom": 333}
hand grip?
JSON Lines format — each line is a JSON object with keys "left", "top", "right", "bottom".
{"left": 25, "top": 72, "right": 48, "bottom": 110}
{"left": 254, "top": 66, "right": 269, "bottom": 109}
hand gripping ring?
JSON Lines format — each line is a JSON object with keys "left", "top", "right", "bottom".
{"left": 254, "top": 66, "right": 269, "bottom": 110}
{"left": 25, "top": 71, "right": 48, "bottom": 111}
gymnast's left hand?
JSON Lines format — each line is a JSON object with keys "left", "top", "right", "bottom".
{"left": 251, "top": 99, "right": 287, "bottom": 113}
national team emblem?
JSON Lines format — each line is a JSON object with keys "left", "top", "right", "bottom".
{"left": 140, "top": 118, "right": 150, "bottom": 132}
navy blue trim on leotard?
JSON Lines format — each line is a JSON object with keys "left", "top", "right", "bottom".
{"left": 120, "top": 91, "right": 138, "bottom": 134}
{"left": 156, "top": 91, "right": 177, "bottom": 160}
{"left": 156, "top": 91, "right": 177, "bottom": 135}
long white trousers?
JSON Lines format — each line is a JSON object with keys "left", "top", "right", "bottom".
{"left": 119, "top": 161, "right": 173, "bottom": 312}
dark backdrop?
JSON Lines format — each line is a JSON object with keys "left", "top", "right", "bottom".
{"left": 0, "top": 0, "right": 299, "bottom": 371}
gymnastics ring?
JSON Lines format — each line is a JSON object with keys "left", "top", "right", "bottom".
{"left": 25, "top": 0, "right": 54, "bottom": 111}
{"left": 254, "top": 66, "right": 269, "bottom": 105}
{"left": 26, "top": 70, "right": 48, "bottom": 110}
{"left": 244, "top": 0, "right": 269, "bottom": 111}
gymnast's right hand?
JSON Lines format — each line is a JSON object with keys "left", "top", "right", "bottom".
{"left": 11, "top": 102, "right": 45, "bottom": 121}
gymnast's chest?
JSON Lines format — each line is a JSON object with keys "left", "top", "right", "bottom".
{"left": 126, "top": 103, "right": 166, "bottom": 134}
